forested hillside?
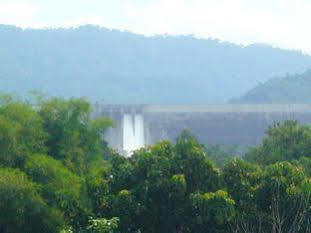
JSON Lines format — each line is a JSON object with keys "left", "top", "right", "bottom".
{"left": 0, "top": 95, "right": 311, "bottom": 233}
{"left": 233, "top": 69, "right": 311, "bottom": 103}
{"left": 1, "top": 25, "right": 311, "bottom": 103}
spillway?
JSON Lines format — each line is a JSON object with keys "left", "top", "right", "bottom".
{"left": 99, "top": 104, "right": 311, "bottom": 156}
{"left": 122, "top": 114, "right": 145, "bottom": 156}
{"left": 134, "top": 114, "right": 145, "bottom": 149}
{"left": 123, "top": 114, "right": 135, "bottom": 156}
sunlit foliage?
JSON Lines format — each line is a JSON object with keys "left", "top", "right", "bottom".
{"left": 0, "top": 96, "right": 310, "bottom": 233}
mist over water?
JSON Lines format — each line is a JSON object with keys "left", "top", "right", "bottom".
{"left": 123, "top": 114, "right": 145, "bottom": 156}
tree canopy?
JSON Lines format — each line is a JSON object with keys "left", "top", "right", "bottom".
{"left": 0, "top": 96, "right": 310, "bottom": 233}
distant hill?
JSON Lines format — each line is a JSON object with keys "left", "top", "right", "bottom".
{"left": 232, "top": 70, "right": 311, "bottom": 104}
{"left": 1, "top": 24, "right": 311, "bottom": 104}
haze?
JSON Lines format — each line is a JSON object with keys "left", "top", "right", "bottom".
{"left": 1, "top": 0, "right": 311, "bottom": 53}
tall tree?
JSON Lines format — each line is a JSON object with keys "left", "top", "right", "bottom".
{"left": 0, "top": 168, "right": 64, "bottom": 233}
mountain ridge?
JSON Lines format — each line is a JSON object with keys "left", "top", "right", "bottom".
{"left": 1, "top": 24, "right": 311, "bottom": 104}
{"left": 232, "top": 69, "right": 311, "bottom": 104}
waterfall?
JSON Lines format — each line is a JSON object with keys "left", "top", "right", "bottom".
{"left": 134, "top": 114, "right": 145, "bottom": 149}
{"left": 123, "top": 114, "right": 145, "bottom": 156}
{"left": 123, "top": 114, "right": 135, "bottom": 155}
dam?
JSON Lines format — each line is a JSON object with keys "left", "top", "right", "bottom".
{"left": 93, "top": 104, "right": 311, "bottom": 155}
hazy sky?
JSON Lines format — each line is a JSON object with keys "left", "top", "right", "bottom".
{"left": 0, "top": 0, "right": 310, "bottom": 53}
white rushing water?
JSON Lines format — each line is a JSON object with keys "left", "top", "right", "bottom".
{"left": 134, "top": 114, "right": 145, "bottom": 149}
{"left": 123, "top": 114, "right": 135, "bottom": 155}
{"left": 123, "top": 114, "right": 145, "bottom": 156}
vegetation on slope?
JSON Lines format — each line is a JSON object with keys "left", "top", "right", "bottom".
{"left": 1, "top": 25, "right": 311, "bottom": 103}
{"left": 233, "top": 69, "right": 311, "bottom": 103}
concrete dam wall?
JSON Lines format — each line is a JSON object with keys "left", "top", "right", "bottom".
{"left": 93, "top": 104, "right": 311, "bottom": 155}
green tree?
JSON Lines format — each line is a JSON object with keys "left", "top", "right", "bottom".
{"left": 86, "top": 157, "right": 112, "bottom": 216}
{"left": 102, "top": 135, "right": 222, "bottom": 233}
{"left": 190, "top": 190, "right": 235, "bottom": 233}
{"left": 25, "top": 153, "right": 90, "bottom": 229}
{"left": 0, "top": 100, "right": 46, "bottom": 168}
{"left": 246, "top": 120, "right": 311, "bottom": 164}
{"left": 0, "top": 168, "right": 64, "bottom": 233}
{"left": 223, "top": 159, "right": 264, "bottom": 232}
{"left": 110, "top": 190, "right": 141, "bottom": 232}
{"left": 87, "top": 217, "right": 119, "bottom": 233}
{"left": 257, "top": 162, "right": 311, "bottom": 233}
{"left": 295, "top": 156, "right": 311, "bottom": 176}
{"left": 39, "top": 97, "right": 113, "bottom": 174}
{"left": 173, "top": 130, "right": 220, "bottom": 193}
{"left": 205, "top": 144, "right": 242, "bottom": 168}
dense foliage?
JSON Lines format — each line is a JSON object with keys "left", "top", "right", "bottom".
{"left": 1, "top": 25, "right": 311, "bottom": 103}
{"left": 0, "top": 96, "right": 310, "bottom": 233}
{"left": 232, "top": 69, "right": 311, "bottom": 103}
